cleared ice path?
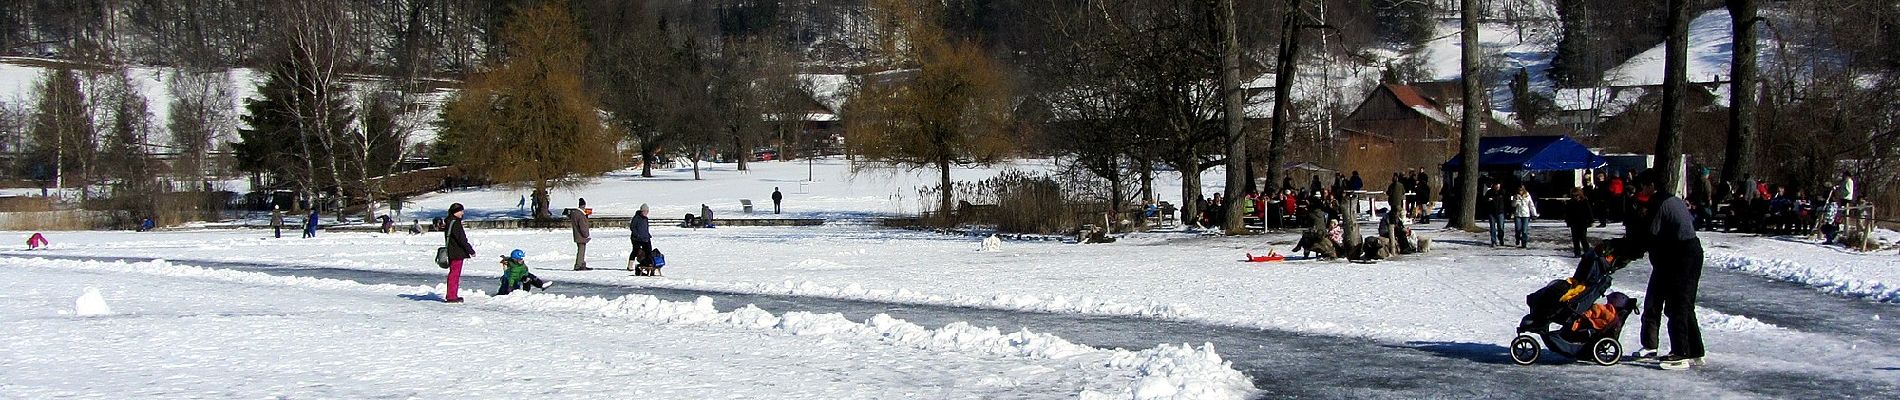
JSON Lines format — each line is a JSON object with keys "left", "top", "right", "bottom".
{"left": 19, "top": 254, "right": 1895, "bottom": 399}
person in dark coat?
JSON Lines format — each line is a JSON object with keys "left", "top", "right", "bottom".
{"left": 629, "top": 204, "right": 654, "bottom": 271}
{"left": 303, "top": 209, "right": 320, "bottom": 238}
{"left": 1415, "top": 170, "right": 1435, "bottom": 224}
{"left": 1386, "top": 174, "right": 1406, "bottom": 221}
{"left": 443, "top": 203, "right": 476, "bottom": 303}
{"left": 699, "top": 204, "right": 714, "bottom": 228}
{"left": 1347, "top": 171, "right": 1364, "bottom": 192}
{"left": 1564, "top": 188, "right": 1595, "bottom": 257}
{"left": 1485, "top": 181, "right": 1510, "bottom": 246}
{"left": 565, "top": 198, "right": 591, "bottom": 271}
{"left": 1633, "top": 171, "right": 1707, "bottom": 369}
{"left": 772, "top": 187, "right": 784, "bottom": 214}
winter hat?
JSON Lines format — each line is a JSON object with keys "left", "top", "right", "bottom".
{"left": 639, "top": 204, "right": 649, "bottom": 213}
{"left": 510, "top": 249, "right": 526, "bottom": 259}
{"left": 1606, "top": 292, "right": 1631, "bottom": 308}
{"left": 448, "top": 203, "right": 465, "bottom": 214}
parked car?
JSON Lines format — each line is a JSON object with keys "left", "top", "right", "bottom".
{"left": 753, "top": 150, "right": 778, "bottom": 161}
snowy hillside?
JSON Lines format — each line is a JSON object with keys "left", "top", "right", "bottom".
{"left": 0, "top": 58, "right": 449, "bottom": 151}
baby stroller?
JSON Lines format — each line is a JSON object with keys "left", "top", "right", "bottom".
{"left": 1510, "top": 239, "right": 1642, "bottom": 366}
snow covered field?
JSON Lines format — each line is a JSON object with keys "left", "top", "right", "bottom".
{"left": 5, "top": 161, "right": 1897, "bottom": 398}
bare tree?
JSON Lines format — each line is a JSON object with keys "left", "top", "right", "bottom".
{"left": 1656, "top": 0, "right": 1689, "bottom": 190}
{"left": 1219, "top": 0, "right": 1250, "bottom": 234}
{"left": 849, "top": 0, "right": 1016, "bottom": 223}
{"left": 1721, "top": 0, "right": 1759, "bottom": 184}
{"left": 1451, "top": 0, "right": 1483, "bottom": 231}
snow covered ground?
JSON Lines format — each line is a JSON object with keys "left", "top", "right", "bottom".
{"left": 3, "top": 257, "right": 1251, "bottom": 399}
{"left": 5, "top": 161, "right": 1897, "bottom": 398}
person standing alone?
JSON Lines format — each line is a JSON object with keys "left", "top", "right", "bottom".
{"left": 772, "top": 187, "right": 784, "bottom": 214}
{"left": 566, "top": 198, "right": 591, "bottom": 271}
{"left": 1564, "top": 188, "right": 1595, "bottom": 257}
{"left": 271, "top": 206, "right": 285, "bottom": 239}
{"left": 443, "top": 203, "right": 475, "bottom": 303}
{"left": 1634, "top": 171, "right": 1707, "bottom": 370}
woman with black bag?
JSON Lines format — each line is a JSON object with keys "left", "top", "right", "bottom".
{"left": 442, "top": 203, "right": 475, "bottom": 303}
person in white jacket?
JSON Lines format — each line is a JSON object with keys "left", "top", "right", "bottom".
{"left": 1512, "top": 186, "right": 1540, "bottom": 248}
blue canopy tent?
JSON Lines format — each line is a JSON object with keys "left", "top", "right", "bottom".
{"left": 1441, "top": 135, "right": 1606, "bottom": 172}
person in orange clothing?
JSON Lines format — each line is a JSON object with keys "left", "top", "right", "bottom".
{"left": 1565, "top": 292, "right": 1632, "bottom": 342}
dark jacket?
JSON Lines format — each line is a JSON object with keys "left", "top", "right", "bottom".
{"left": 772, "top": 190, "right": 783, "bottom": 203}
{"left": 445, "top": 217, "right": 475, "bottom": 259}
{"left": 1647, "top": 192, "right": 1698, "bottom": 244}
{"left": 1489, "top": 189, "right": 1514, "bottom": 217}
{"left": 305, "top": 211, "right": 320, "bottom": 229}
{"left": 565, "top": 208, "right": 590, "bottom": 244}
{"left": 1564, "top": 198, "right": 1595, "bottom": 228}
{"left": 630, "top": 214, "right": 652, "bottom": 242}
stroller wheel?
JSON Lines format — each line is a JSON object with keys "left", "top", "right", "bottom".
{"left": 1510, "top": 335, "right": 1541, "bottom": 365}
{"left": 1591, "top": 338, "right": 1622, "bottom": 366}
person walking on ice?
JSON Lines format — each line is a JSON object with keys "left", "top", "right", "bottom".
{"left": 303, "top": 209, "right": 320, "bottom": 238}
{"left": 565, "top": 198, "right": 592, "bottom": 271}
{"left": 629, "top": 204, "right": 653, "bottom": 271}
{"left": 1633, "top": 170, "right": 1707, "bottom": 370}
{"left": 772, "top": 187, "right": 784, "bottom": 214}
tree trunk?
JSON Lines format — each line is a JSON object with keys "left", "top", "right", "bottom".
{"left": 1657, "top": 0, "right": 1689, "bottom": 191}
{"left": 1265, "top": 0, "right": 1300, "bottom": 204}
{"left": 640, "top": 145, "right": 656, "bottom": 177}
{"left": 532, "top": 182, "right": 551, "bottom": 220}
{"left": 1721, "top": 0, "right": 1758, "bottom": 184}
{"left": 1452, "top": 0, "right": 1484, "bottom": 231}
{"left": 1139, "top": 156, "right": 1154, "bottom": 204}
{"left": 735, "top": 134, "right": 750, "bottom": 171}
{"left": 1220, "top": 0, "right": 1249, "bottom": 235}
{"left": 1180, "top": 157, "right": 1203, "bottom": 229}
{"left": 938, "top": 156, "right": 953, "bottom": 226}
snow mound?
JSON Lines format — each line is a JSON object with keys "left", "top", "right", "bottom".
{"left": 11, "top": 257, "right": 1258, "bottom": 398}
{"left": 1709, "top": 254, "right": 1900, "bottom": 304}
{"left": 75, "top": 287, "right": 112, "bottom": 316}
{"left": 1082, "top": 343, "right": 1254, "bottom": 400}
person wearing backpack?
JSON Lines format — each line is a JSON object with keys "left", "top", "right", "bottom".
{"left": 442, "top": 203, "right": 475, "bottom": 303}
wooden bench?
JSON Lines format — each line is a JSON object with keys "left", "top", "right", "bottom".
{"left": 740, "top": 199, "right": 754, "bottom": 214}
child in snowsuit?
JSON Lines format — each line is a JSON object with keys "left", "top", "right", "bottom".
{"left": 496, "top": 249, "right": 551, "bottom": 295}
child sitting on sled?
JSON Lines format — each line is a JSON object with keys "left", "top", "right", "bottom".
{"left": 497, "top": 249, "right": 551, "bottom": 295}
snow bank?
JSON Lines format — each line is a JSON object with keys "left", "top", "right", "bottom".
{"left": 8, "top": 257, "right": 1257, "bottom": 399}
{"left": 74, "top": 287, "right": 112, "bottom": 316}
{"left": 1709, "top": 254, "right": 1899, "bottom": 304}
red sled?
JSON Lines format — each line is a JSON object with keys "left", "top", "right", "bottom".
{"left": 1244, "top": 252, "right": 1285, "bottom": 262}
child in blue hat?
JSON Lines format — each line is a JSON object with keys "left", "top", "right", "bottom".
{"left": 497, "top": 249, "right": 551, "bottom": 295}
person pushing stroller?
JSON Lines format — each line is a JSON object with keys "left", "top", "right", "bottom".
{"left": 1510, "top": 239, "right": 1642, "bottom": 366}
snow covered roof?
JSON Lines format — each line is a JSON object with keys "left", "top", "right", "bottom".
{"left": 797, "top": 73, "right": 852, "bottom": 113}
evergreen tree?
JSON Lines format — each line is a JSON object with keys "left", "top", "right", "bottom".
{"left": 99, "top": 71, "right": 158, "bottom": 225}
{"left": 232, "top": 57, "right": 355, "bottom": 200}
{"left": 27, "top": 68, "right": 94, "bottom": 189}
